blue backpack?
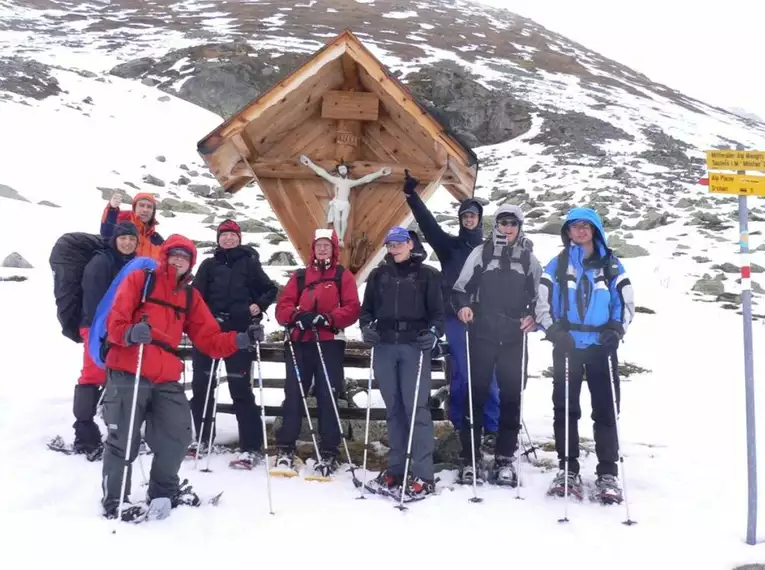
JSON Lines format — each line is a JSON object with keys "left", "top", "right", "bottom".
{"left": 88, "top": 256, "right": 158, "bottom": 369}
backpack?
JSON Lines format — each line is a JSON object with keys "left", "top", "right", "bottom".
{"left": 49, "top": 232, "right": 108, "bottom": 343}
{"left": 465, "top": 239, "right": 535, "bottom": 304}
{"left": 88, "top": 257, "right": 193, "bottom": 369}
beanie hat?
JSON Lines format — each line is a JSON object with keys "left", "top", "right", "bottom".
{"left": 217, "top": 219, "right": 242, "bottom": 242}
{"left": 113, "top": 221, "right": 138, "bottom": 239}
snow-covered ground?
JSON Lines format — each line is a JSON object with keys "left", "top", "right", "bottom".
{"left": 2, "top": 4, "right": 765, "bottom": 568}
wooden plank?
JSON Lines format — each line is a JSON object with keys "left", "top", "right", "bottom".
{"left": 293, "top": 178, "right": 329, "bottom": 231}
{"left": 360, "top": 122, "right": 400, "bottom": 164}
{"left": 345, "top": 40, "right": 471, "bottom": 165}
{"left": 249, "top": 158, "right": 449, "bottom": 183}
{"left": 258, "top": 178, "right": 312, "bottom": 264}
{"left": 321, "top": 90, "right": 379, "bottom": 121}
{"left": 260, "top": 117, "right": 334, "bottom": 160}
{"left": 446, "top": 155, "right": 477, "bottom": 202}
{"left": 245, "top": 100, "right": 323, "bottom": 156}
{"left": 341, "top": 52, "right": 360, "bottom": 89}
{"left": 335, "top": 118, "right": 361, "bottom": 163}
{"left": 377, "top": 109, "right": 438, "bottom": 166}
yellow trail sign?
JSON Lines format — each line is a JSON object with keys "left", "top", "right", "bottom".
{"left": 709, "top": 173, "right": 765, "bottom": 197}
{"left": 706, "top": 150, "right": 765, "bottom": 172}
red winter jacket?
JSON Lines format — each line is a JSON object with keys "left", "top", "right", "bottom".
{"left": 275, "top": 229, "right": 360, "bottom": 342}
{"left": 105, "top": 235, "right": 240, "bottom": 383}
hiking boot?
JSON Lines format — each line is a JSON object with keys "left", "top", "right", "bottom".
{"left": 457, "top": 456, "right": 485, "bottom": 485}
{"left": 491, "top": 455, "right": 517, "bottom": 487}
{"left": 547, "top": 469, "right": 583, "bottom": 500}
{"left": 314, "top": 452, "right": 339, "bottom": 478}
{"left": 229, "top": 450, "right": 263, "bottom": 470}
{"left": 592, "top": 474, "right": 623, "bottom": 504}
{"left": 405, "top": 476, "right": 435, "bottom": 499}
{"left": 374, "top": 469, "right": 403, "bottom": 490}
{"left": 186, "top": 441, "right": 208, "bottom": 459}
{"left": 274, "top": 448, "right": 296, "bottom": 470}
{"left": 103, "top": 501, "right": 148, "bottom": 522}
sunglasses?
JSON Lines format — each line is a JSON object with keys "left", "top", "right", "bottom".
{"left": 497, "top": 219, "right": 520, "bottom": 227}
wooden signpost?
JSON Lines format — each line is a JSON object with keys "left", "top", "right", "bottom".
{"left": 703, "top": 148, "right": 761, "bottom": 546}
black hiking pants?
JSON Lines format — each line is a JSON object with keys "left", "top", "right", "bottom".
{"left": 190, "top": 347, "right": 263, "bottom": 452}
{"left": 276, "top": 340, "right": 344, "bottom": 456}
{"left": 552, "top": 345, "right": 620, "bottom": 477}
{"left": 73, "top": 384, "right": 103, "bottom": 448}
{"left": 461, "top": 334, "right": 526, "bottom": 462}
{"left": 101, "top": 369, "right": 191, "bottom": 512}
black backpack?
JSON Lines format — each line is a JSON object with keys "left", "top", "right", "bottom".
{"left": 295, "top": 265, "right": 345, "bottom": 301}
{"left": 49, "top": 232, "right": 108, "bottom": 343}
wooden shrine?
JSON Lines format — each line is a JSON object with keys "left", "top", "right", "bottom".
{"left": 196, "top": 29, "right": 479, "bottom": 283}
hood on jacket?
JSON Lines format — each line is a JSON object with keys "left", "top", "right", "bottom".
{"left": 310, "top": 228, "right": 339, "bottom": 268}
{"left": 561, "top": 207, "right": 609, "bottom": 256}
{"left": 492, "top": 204, "right": 530, "bottom": 248}
{"left": 408, "top": 230, "right": 427, "bottom": 260}
{"left": 132, "top": 192, "right": 158, "bottom": 226}
{"left": 458, "top": 198, "right": 484, "bottom": 245}
{"left": 161, "top": 234, "right": 198, "bottom": 269}
{"left": 109, "top": 221, "right": 139, "bottom": 252}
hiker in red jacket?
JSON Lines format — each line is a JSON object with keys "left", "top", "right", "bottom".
{"left": 273, "top": 228, "right": 360, "bottom": 477}
{"left": 100, "top": 234, "right": 260, "bottom": 521}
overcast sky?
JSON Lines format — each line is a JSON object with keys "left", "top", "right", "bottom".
{"left": 473, "top": 0, "right": 765, "bottom": 119}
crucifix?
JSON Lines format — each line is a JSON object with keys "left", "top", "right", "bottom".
{"left": 299, "top": 154, "right": 391, "bottom": 248}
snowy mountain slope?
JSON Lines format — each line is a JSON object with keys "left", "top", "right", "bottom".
{"left": 1, "top": 1, "right": 765, "bottom": 567}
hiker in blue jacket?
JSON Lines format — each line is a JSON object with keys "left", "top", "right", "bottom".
{"left": 535, "top": 207, "right": 635, "bottom": 505}
{"left": 402, "top": 170, "right": 499, "bottom": 439}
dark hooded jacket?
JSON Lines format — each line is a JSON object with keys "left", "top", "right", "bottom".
{"left": 192, "top": 244, "right": 278, "bottom": 333}
{"left": 405, "top": 192, "right": 483, "bottom": 315}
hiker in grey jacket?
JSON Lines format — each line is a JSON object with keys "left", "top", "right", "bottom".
{"left": 452, "top": 204, "right": 541, "bottom": 486}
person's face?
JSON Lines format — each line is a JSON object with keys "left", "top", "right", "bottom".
{"left": 567, "top": 220, "right": 594, "bottom": 246}
{"left": 168, "top": 253, "right": 191, "bottom": 276}
{"left": 218, "top": 231, "right": 240, "bottom": 249}
{"left": 134, "top": 199, "right": 154, "bottom": 223}
{"left": 497, "top": 217, "right": 520, "bottom": 241}
{"left": 115, "top": 235, "right": 138, "bottom": 255}
{"left": 337, "top": 165, "right": 348, "bottom": 177}
{"left": 386, "top": 239, "right": 413, "bottom": 262}
{"left": 314, "top": 238, "right": 333, "bottom": 261}
{"left": 461, "top": 212, "right": 479, "bottom": 230}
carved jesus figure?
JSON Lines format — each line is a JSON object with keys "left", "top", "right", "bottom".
{"left": 299, "top": 154, "right": 391, "bottom": 248}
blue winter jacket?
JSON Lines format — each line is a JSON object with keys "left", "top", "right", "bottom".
{"left": 406, "top": 191, "right": 483, "bottom": 316}
{"left": 535, "top": 207, "right": 635, "bottom": 349}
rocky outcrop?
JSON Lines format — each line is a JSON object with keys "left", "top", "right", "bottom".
{"left": 0, "top": 57, "right": 61, "bottom": 100}
{"left": 528, "top": 111, "right": 634, "bottom": 158}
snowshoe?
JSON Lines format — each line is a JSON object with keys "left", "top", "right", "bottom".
{"left": 269, "top": 449, "right": 300, "bottom": 478}
{"left": 186, "top": 441, "right": 208, "bottom": 459}
{"left": 229, "top": 450, "right": 264, "bottom": 470}
{"left": 305, "top": 453, "right": 337, "bottom": 482}
{"left": 171, "top": 479, "right": 201, "bottom": 508}
{"left": 456, "top": 459, "right": 485, "bottom": 486}
{"left": 364, "top": 470, "right": 403, "bottom": 496}
{"left": 489, "top": 455, "right": 517, "bottom": 488}
{"left": 590, "top": 474, "right": 623, "bottom": 505}
{"left": 145, "top": 497, "right": 172, "bottom": 521}
{"left": 103, "top": 501, "right": 149, "bottom": 522}
{"left": 546, "top": 469, "right": 584, "bottom": 500}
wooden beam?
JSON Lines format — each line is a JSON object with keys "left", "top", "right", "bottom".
{"left": 248, "top": 158, "right": 458, "bottom": 184}
{"left": 341, "top": 53, "right": 360, "bottom": 89}
{"left": 335, "top": 119, "right": 361, "bottom": 163}
{"left": 321, "top": 91, "right": 379, "bottom": 121}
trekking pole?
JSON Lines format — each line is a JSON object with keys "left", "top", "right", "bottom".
{"left": 114, "top": 315, "right": 148, "bottom": 530}
{"left": 357, "top": 346, "right": 374, "bottom": 500}
{"left": 312, "top": 327, "right": 358, "bottom": 483}
{"left": 558, "top": 355, "right": 571, "bottom": 524}
{"left": 254, "top": 340, "right": 275, "bottom": 515}
{"left": 515, "top": 331, "right": 528, "bottom": 500}
{"left": 194, "top": 359, "right": 218, "bottom": 469}
{"left": 395, "top": 349, "right": 425, "bottom": 512}
{"left": 285, "top": 328, "right": 323, "bottom": 471}
{"left": 608, "top": 353, "right": 636, "bottom": 526}
{"left": 201, "top": 361, "right": 222, "bottom": 473}
{"left": 464, "top": 326, "right": 483, "bottom": 504}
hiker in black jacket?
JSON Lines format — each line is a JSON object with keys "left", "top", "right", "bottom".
{"left": 360, "top": 225, "right": 445, "bottom": 500}
{"left": 190, "top": 219, "right": 278, "bottom": 469}
{"left": 402, "top": 170, "right": 500, "bottom": 439}
{"left": 71, "top": 221, "right": 138, "bottom": 459}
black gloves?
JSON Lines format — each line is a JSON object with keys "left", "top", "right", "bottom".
{"left": 248, "top": 322, "right": 265, "bottom": 343}
{"left": 599, "top": 321, "right": 624, "bottom": 350}
{"left": 235, "top": 332, "right": 250, "bottom": 350}
{"left": 403, "top": 169, "right": 418, "bottom": 195}
{"left": 416, "top": 328, "right": 439, "bottom": 351}
{"left": 361, "top": 325, "right": 381, "bottom": 346}
{"left": 126, "top": 322, "right": 152, "bottom": 345}
{"left": 546, "top": 323, "right": 575, "bottom": 354}
{"left": 294, "top": 312, "right": 331, "bottom": 331}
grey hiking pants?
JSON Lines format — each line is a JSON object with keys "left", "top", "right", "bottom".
{"left": 373, "top": 343, "right": 433, "bottom": 481}
{"left": 101, "top": 369, "right": 191, "bottom": 511}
